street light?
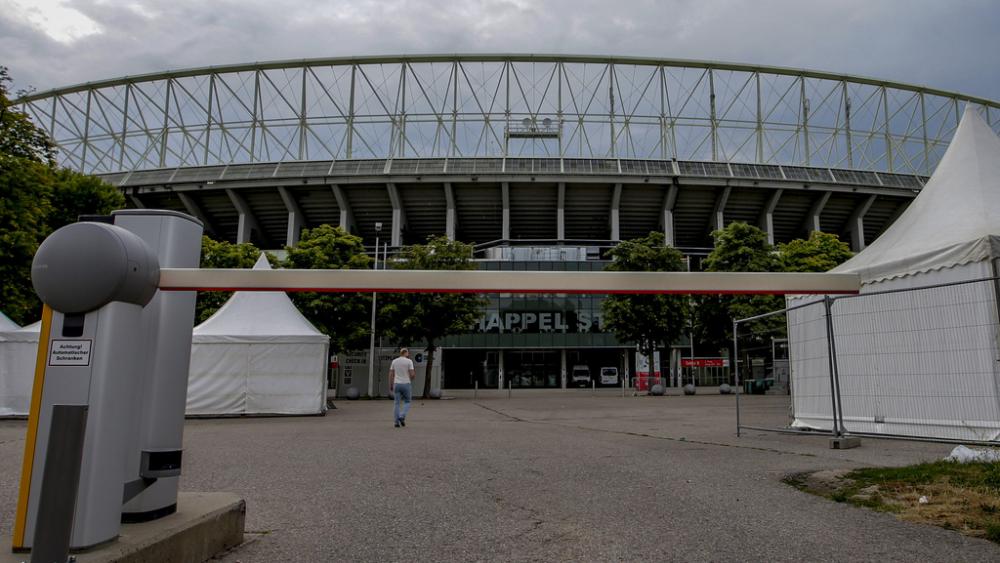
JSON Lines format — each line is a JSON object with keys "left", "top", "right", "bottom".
{"left": 367, "top": 222, "right": 382, "bottom": 398}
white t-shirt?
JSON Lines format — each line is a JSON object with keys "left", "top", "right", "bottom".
{"left": 391, "top": 356, "right": 415, "bottom": 385}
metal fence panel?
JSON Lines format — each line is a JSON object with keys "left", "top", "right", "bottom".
{"left": 830, "top": 278, "right": 1000, "bottom": 442}
{"left": 736, "top": 275, "right": 1000, "bottom": 445}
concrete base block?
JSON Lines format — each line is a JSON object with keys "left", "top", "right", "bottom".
{"left": 4, "top": 492, "right": 245, "bottom": 563}
{"left": 829, "top": 436, "right": 862, "bottom": 450}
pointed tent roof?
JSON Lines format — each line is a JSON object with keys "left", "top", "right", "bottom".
{"left": 0, "top": 311, "right": 18, "bottom": 331}
{"left": 0, "top": 320, "right": 38, "bottom": 343}
{"left": 833, "top": 107, "right": 1000, "bottom": 282}
{"left": 193, "top": 254, "right": 329, "bottom": 343}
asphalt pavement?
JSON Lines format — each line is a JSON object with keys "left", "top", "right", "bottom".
{"left": 1, "top": 392, "right": 997, "bottom": 562}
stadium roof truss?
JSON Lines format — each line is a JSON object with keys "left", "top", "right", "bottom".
{"left": 17, "top": 55, "right": 1000, "bottom": 251}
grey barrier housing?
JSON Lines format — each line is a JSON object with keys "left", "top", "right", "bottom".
{"left": 21, "top": 211, "right": 202, "bottom": 553}
{"left": 114, "top": 210, "right": 203, "bottom": 522}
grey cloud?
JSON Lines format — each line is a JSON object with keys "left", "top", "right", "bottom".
{"left": 2, "top": 0, "right": 999, "bottom": 100}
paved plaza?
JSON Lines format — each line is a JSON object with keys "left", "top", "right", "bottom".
{"left": 1, "top": 393, "right": 998, "bottom": 562}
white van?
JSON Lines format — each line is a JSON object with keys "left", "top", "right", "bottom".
{"left": 571, "top": 365, "right": 591, "bottom": 387}
{"left": 599, "top": 367, "right": 619, "bottom": 385}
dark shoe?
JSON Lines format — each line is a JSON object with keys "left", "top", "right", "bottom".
{"left": 394, "top": 420, "right": 400, "bottom": 428}
{"left": 399, "top": 418, "right": 406, "bottom": 427}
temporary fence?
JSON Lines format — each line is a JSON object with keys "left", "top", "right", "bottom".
{"left": 733, "top": 276, "right": 1000, "bottom": 445}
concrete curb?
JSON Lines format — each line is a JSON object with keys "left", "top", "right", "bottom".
{"left": 4, "top": 492, "right": 245, "bottom": 563}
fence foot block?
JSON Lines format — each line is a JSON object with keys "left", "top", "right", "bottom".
{"left": 829, "top": 436, "right": 862, "bottom": 449}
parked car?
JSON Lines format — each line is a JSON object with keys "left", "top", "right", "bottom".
{"left": 571, "top": 365, "right": 591, "bottom": 387}
{"left": 599, "top": 367, "right": 619, "bottom": 385}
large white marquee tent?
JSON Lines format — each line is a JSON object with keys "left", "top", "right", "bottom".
{"left": 788, "top": 107, "right": 1000, "bottom": 442}
{"left": 0, "top": 321, "right": 40, "bottom": 417}
{"left": 0, "top": 312, "right": 18, "bottom": 331}
{"left": 188, "top": 255, "right": 330, "bottom": 416}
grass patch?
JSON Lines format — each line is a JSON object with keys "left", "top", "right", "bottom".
{"left": 786, "top": 460, "right": 1000, "bottom": 543}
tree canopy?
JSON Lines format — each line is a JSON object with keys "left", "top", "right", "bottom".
{"left": 195, "top": 236, "right": 267, "bottom": 324}
{"left": 0, "top": 67, "right": 55, "bottom": 164}
{"left": 0, "top": 67, "right": 124, "bottom": 325}
{"left": 281, "top": 224, "right": 373, "bottom": 353}
{"left": 779, "top": 230, "right": 853, "bottom": 272}
{"left": 601, "top": 231, "right": 689, "bottom": 364}
{"left": 379, "top": 236, "right": 485, "bottom": 398}
{"left": 692, "top": 222, "right": 784, "bottom": 357}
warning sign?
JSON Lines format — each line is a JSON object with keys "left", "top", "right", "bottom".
{"left": 49, "top": 340, "right": 93, "bottom": 366}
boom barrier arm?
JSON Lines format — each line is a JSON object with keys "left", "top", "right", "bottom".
{"left": 158, "top": 269, "right": 860, "bottom": 294}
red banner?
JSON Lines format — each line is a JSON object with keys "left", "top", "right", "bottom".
{"left": 681, "top": 358, "right": 729, "bottom": 368}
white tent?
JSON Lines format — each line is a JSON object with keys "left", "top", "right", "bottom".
{"left": 0, "top": 322, "right": 41, "bottom": 417}
{"left": 0, "top": 312, "right": 18, "bottom": 331}
{"left": 188, "top": 255, "right": 330, "bottom": 415}
{"left": 788, "top": 107, "right": 1000, "bottom": 442}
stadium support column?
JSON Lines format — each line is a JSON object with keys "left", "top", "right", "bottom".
{"left": 661, "top": 184, "right": 678, "bottom": 246}
{"left": 177, "top": 192, "right": 217, "bottom": 238}
{"left": 759, "top": 189, "right": 783, "bottom": 246}
{"left": 846, "top": 195, "right": 876, "bottom": 252}
{"left": 501, "top": 182, "right": 511, "bottom": 241}
{"left": 610, "top": 183, "right": 622, "bottom": 241}
{"left": 226, "top": 189, "right": 263, "bottom": 245}
{"left": 557, "top": 183, "right": 566, "bottom": 241}
{"left": 710, "top": 186, "right": 731, "bottom": 232}
{"left": 278, "top": 186, "right": 304, "bottom": 246}
{"left": 387, "top": 183, "right": 405, "bottom": 247}
{"left": 331, "top": 184, "right": 354, "bottom": 234}
{"left": 444, "top": 183, "right": 457, "bottom": 240}
{"left": 561, "top": 350, "right": 567, "bottom": 389}
{"left": 804, "top": 191, "right": 831, "bottom": 235}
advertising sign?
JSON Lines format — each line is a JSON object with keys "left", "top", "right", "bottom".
{"left": 681, "top": 358, "right": 730, "bottom": 368}
{"left": 634, "top": 350, "right": 661, "bottom": 391}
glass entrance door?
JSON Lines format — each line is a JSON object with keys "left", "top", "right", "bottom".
{"left": 504, "top": 350, "right": 560, "bottom": 388}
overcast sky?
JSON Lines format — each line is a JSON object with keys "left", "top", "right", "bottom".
{"left": 2, "top": 0, "right": 999, "bottom": 100}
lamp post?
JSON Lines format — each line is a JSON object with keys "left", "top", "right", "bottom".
{"left": 367, "top": 222, "right": 382, "bottom": 398}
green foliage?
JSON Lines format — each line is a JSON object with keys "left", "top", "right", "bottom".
{"left": 601, "top": 231, "right": 689, "bottom": 360}
{"left": 196, "top": 236, "right": 266, "bottom": 324}
{"left": 379, "top": 236, "right": 486, "bottom": 398}
{"left": 46, "top": 169, "right": 125, "bottom": 232}
{"left": 0, "top": 68, "right": 125, "bottom": 324}
{"left": 0, "top": 67, "right": 55, "bottom": 164}
{"left": 693, "top": 222, "right": 784, "bottom": 356}
{"left": 0, "top": 156, "right": 53, "bottom": 324}
{"left": 778, "top": 231, "right": 853, "bottom": 272}
{"left": 281, "top": 224, "right": 372, "bottom": 353}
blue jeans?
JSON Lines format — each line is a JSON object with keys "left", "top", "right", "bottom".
{"left": 393, "top": 383, "right": 412, "bottom": 422}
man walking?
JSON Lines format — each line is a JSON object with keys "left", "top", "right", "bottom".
{"left": 389, "top": 348, "right": 415, "bottom": 427}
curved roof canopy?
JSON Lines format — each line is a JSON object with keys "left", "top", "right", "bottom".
{"left": 15, "top": 54, "right": 1000, "bottom": 177}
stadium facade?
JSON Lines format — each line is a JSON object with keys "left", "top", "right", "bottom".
{"left": 19, "top": 55, "right": 1000, "bottom": 392}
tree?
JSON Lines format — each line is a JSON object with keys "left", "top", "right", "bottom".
{"left": 46, "top": 169, "right": 125, "bottom": 232}
{"left": 0, "top": 67, "right": 123, "bottom": 324}
{"left": 692, "top": 222, "right": 784, "bottom": 357}
{"left": 601, "top": 231, "right": 689, "bottom": 372}
{"left": 196, "top": 236, "right": 264, "bottom": 324}
{"left": 0, "top": 67, "right": 55, "bottom": 164}
{"left": 379, "top": 236, "right": 486, "bottom": 398}
{"left": 281, "top": 224, "right": 373, "bottom": 354}
{"left": 779, "top": 231, "right": 853, "bottom": 272}
{"left": 0, "top": 156, "right": 53, "bottom": 324}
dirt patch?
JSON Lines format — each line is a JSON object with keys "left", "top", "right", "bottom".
{"left": 785, "top": 461, "right": 1000, "bottom": 543}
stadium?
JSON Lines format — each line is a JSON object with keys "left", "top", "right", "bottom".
{"left": 17, "top": 54, "right": 1000, "bottom": 392}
